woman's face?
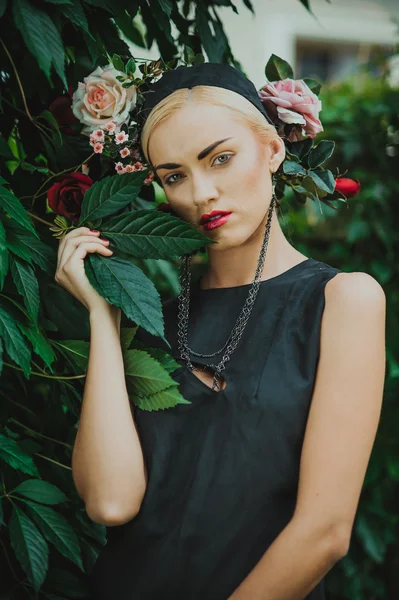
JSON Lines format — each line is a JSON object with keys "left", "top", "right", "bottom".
{"left": 147, "top": 102, "right": 285, "bottom": 252}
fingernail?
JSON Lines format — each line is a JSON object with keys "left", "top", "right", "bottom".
{"left": 90, "top": 229, "right": 100, "bottom": 233}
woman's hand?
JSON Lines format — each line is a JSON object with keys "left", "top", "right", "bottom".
{"left": 55, "top": 227, "right": 115, "bottom": 314}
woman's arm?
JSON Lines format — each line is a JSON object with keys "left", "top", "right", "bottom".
{"left": 228, "top": 271, "right": 386, "bottom": 600}
{"left": 71, "top": 304, "right": 147, "bottom": 526}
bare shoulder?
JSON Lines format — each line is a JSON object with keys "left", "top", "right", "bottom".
{"left": 324, "top": 270, "right": 386, "bottom": 314}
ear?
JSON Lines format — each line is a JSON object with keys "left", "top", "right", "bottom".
{"left": 267, "top": 136, "right": 286, "bottom": 173}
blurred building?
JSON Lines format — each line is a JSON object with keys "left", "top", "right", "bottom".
{"left": 219, "top": 0, "right": 398, "bottom": 86}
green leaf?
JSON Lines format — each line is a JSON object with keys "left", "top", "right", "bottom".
{"left": 62, "top": 0, "right": 92, "bottom": 37}
{"left": 0, "top": 185, "right": 39, "bottom": 237}
{"left": 0, "top": 302, "right": 32, "bottom": 377}
{"left": 103, "top": 210, "right": 211, "bottom": 259}
{"left": 6, "top": 225, "right": 54, "bottom": 274}
{"left": 111, "top": 53, "right": 125, "bottom": 73}
{"left": 287, "top": 138, "right": 314, "bottom": 161}
{"left": 132, "top": 383, "right": 191, "bottom": 412}
{"left": 195, "top": 5, "right": 225, "bottom": 62}
{"left": 56, "top": 340, "right": 89, "bottom": 371}
{"left": 0, "top": 434, "right": 40, "bottom": 477}
{"left": 21, "top": 500, "right": 84, "bottom": 571}
{"left": 10, "top": 257, "right": 40, "bottom": 323}
{"left": 303, "top": 77, "right": 322, "bottom": 96}
{"left": 308, "top": 140, "right": 335, "bottom": 169}
{"left": 125, "top": 57, "right": 136, "bottom": 75}
{"left": 283, "top": 161, "right": 307, "bottom": 176}
{"left": 18, "top": 322, "right": 56, "bottom": 370}
{"left": 265, "top": 54, "right": 294, "bottom": 81}
{"left": 9, "top": 504, "right": 49, "bottom": 591}
{"left": 85, "top": 253, "right": 170, "bottom": 346}
{"left": 0, "top": 0, "right": 8, "bottom": 18}
{"left": 35, "top": 110, "right": 62, "bottom": 145}
{"left": 11, "top": 480, "right": 69, "bottom": 505}
{"left": 0, "top": 246, "right": 9, "bottom": 291}
{"left": 12, "top": 0, "right": 66, "bottom": 88}
{"left": 151, "top": 0, "right": 174, "bottom": 44}
{"left": 307, "top": 168, "right": 336, "bottom": 194}
{"left": 157, "top": 0, "right": 173, "bottom": 16}
{"left": 0, "top": 219, "right": 5, "bottom": 251}
{"left": 78, "top": 170, "right": 149, "bottom": 225}
{"left": 125, "top": 348, "right": 180, "bottom": 397}
{"left": 0, "top": 134, "right": 15, "bottom": 160}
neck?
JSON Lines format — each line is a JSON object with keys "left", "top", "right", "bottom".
{"left": 199, "top": 208, "right": 308, "bottom": 291}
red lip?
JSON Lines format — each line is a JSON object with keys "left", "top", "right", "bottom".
{"left": 200, "top": 210, "right": 232, "bottom": 225}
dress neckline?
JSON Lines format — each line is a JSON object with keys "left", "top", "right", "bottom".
{"left": 193, "top": 257, "right": 315, "bottom": 293}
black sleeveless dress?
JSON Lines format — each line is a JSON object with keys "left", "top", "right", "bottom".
{"left": 88, "top": 257, "right": 342, "bottom": 600}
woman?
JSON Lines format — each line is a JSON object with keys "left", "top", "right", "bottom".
{"left": 61, "top": 63, "right": 386, "bottom": 600}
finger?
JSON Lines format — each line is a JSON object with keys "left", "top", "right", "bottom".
{"left": 57, "top": 227, "right": 101, "bottom": 268}
{"left": 63, "top": 242, "right": 113, "bottom": 274}
{"left": 59, "top": 234, "right": 109, "bottom": 271}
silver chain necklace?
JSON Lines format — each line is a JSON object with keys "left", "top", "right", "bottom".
{"left": 176, "top": 193, "right": 277, "bottom": 391}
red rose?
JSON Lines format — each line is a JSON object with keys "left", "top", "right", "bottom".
{"left": 334, "top": 178, "right": 361, "bottom": 198}
{"left": 49, "top": 85, "right": 79, "bottom": 135}
{"left": 47, "top": 172, "right": 93, "bottom": 222}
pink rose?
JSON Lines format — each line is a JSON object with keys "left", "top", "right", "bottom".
{"left": 72, "top": 64, "right": 137, "bottom": 134}
{"left": 258, "top": 79, "right": 323, "bottom": 141}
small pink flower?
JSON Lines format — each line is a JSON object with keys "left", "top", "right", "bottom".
{"left": 115, "top": 162, "right": 126, "bottom": 174}
{"left": 93, "top": 129, "right": 105, "bottom": 141}
{"left": 133, "top": 161, "right": 145, "bottom": 170}
{"left": 105, "top": 121, "right": 116, "bottom": 133}
{"left": 144, "top": 173, "right": 154, "bottom": 185}
{"left": 93, "top": 142, "right": 104, "bottom": 154}
{"left": 120, "top": 147, "right": 130, "bottom": 158}
{"left": 115, "top": 131, "right": 129, "bottom": 145}
{"left": 125, "top": 164, "right": 135, "bottom": 173}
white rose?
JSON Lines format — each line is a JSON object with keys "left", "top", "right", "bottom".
{"left": 72, "top": 64, "right": 137, "bottom": 134}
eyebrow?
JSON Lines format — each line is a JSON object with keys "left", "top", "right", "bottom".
{"left": 153, "top": 137, "right": 233, "bottom": 171}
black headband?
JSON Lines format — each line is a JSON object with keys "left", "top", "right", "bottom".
{"left": 136, "top": 62, "right": 277, "bottom": 156}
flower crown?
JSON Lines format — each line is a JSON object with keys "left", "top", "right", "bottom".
{"left": 71, "top": 53, "right": 360, "bottom": 207}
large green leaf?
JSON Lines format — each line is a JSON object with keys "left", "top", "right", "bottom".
{"left": 265, "top": 54, "right": 294, "bottom": 81}
{"left": 22, "top": 500, "right": 84, "bottom": 571}
{"left": 18, "top": 322, "right": 56, "bottom": 370}
{"left": 103, "top": 210, "right": 212, "bottom": 259}
{"left": 125, "top": 347, "right": 191, "bottom": 410}
{"left": 0, "top": 247, "right": 9, "bottom": 292}
{"left": 0, "top": 185, "right": 39, "bottom": 238}
{"left": 307, "top": 168, "right": 336, "bottom": 194}
{"left": 0, "top": 303, "right": 32, "bottom": 377}
{"left": 283, "top": 161, "right": 307, "bottom": 176}
{"left": 131, "top": 383, "right": 191, "bottom": 412}
{"left": 125, "top": 348, "right": 180, "bottom": 396}
{"left": 10, "top": 257, "right": 40, "bottom": 323}
{"left": 12, "top": 0, "right": 67, "bottom": 88}
{"left": 85, "top": 254, "right": 169, "bottom": 345}
{"left": 56, "top": 340, "right": 89, "bottom": 371}
{"left": 0, "top": 434, "right": 40, "bottom": 477}
{"left": 308, "top": 140, "right": 335, "bottom": 169}
{"left": 9, "top": 505, "right": 49, "bottom": 591}
{"left": 11, "top": 479, "right": 69, "bottom": 505}
{"left": 78, "top": 170, "right": 149, "bottom": 225}
{"left": 62, "top": 1, "right": 93, "bottom": 37}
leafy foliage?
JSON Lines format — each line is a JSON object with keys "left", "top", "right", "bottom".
{"left": 0, "top": 0, "right": 257, "bottom": 597}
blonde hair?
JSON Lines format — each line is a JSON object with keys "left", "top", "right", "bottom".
{"left": 140, "top": 85, "right": 280, "bottom": 165}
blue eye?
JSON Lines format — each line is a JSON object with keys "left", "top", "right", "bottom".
{"left": 164, "top": 153, "right": 233, "bottom": 185}
{"left": 214, "top": 153, "right": 232, "bottom": 165}
{"left": 165, "top": 173, "right": 182, "bottom": 186}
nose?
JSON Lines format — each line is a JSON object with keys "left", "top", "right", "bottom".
{"left": 190, "top": 172, "right": 219, "bottom": 210}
